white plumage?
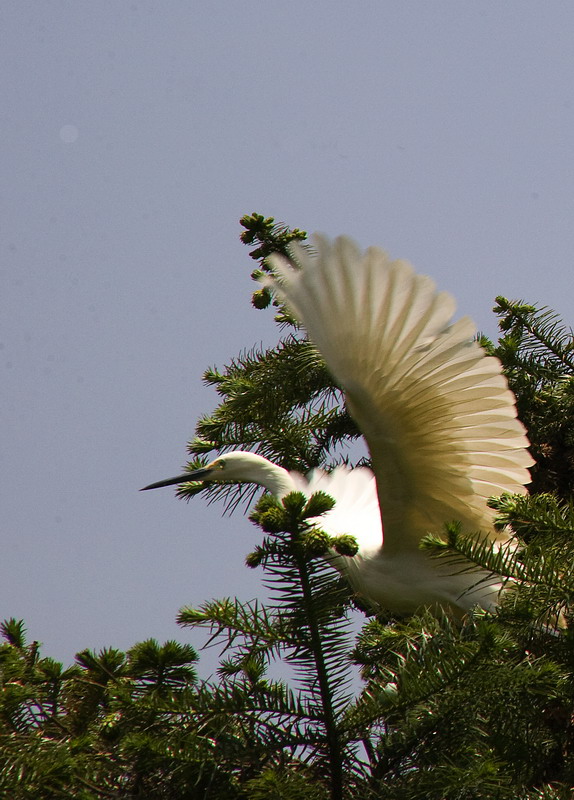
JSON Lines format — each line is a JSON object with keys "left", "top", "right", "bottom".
{"left": 143, "top": 235, "right": 534, "bottom": 615}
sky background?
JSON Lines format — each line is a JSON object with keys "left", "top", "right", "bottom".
{"left": 2, "top": 2, "right": 573, "bottom": 674}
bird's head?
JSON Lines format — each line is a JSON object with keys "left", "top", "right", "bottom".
{"left": 141, "top": 451, "right": 295, "bottom": 496}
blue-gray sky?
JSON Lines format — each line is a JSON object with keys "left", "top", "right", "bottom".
{"left": 2, "top": 2, "right": 573, "bottom": 671}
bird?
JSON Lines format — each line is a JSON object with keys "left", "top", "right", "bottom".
{"left": 142, "top": 235, "right": 534, "bottom": 615}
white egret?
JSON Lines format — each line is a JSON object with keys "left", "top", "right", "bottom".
{"left": 143, "top": 236, "right": 533, "bottom": 615}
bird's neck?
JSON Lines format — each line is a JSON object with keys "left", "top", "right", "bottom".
{"left": 249, "top": 458, "right": 298, "bottom": 500}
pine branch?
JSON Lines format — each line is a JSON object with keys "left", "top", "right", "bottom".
{"left": 494, "top": 297, "right": 574, "bottom": 375}
{"left": 239, "top": 212, "right": 307, "bottom": 312}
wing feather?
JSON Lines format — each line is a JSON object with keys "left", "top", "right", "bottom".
{"left": 268, "top": 235, "right": 533, "bottom": 551}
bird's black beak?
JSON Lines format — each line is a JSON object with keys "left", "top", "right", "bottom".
{"left": 140, "top": 466, "right": 214, "bottom": 491}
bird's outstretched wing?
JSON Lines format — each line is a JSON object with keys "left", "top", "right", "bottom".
{"left": 268, "top": 235, "right": 534, "bottom": 552}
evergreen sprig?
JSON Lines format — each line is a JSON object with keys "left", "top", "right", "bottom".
{"left": 489, "top": 298, "right": 574, "bottom": 497}
{"left": 178, "top": 488, "right": 359, "bottom": 799}
{"left": 239, "top": 212, "right": 307, "bottom": 311}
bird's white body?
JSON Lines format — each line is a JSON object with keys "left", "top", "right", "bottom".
{"left": 144, "top": 235, "right": 533, "bottom": 615}
{"left": 343, "top": 545, "right": 502, "bottom": 614}
{"left": 256, "top": 455, "right": 503, "bottom": 614}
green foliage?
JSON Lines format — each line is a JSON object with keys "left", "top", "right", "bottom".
{"left": 3, "top": 215, "right": 574, "bottom": 797}
{"left": 487, "top": 298, "right": 574, "bottom": 496}
{"left": 240, "top": 212, "right": 307, "bottom": 312}
{"left": 0, "top": 629, "right": 211, "bottom": 797}
{"left": 350, "top": 610, "right": 572, "bottom": 796}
